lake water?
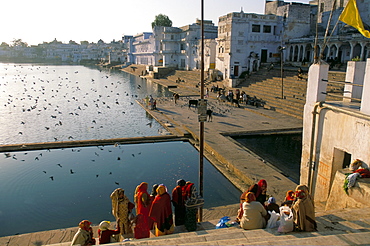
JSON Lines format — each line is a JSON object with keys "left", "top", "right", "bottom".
{"left": 0, "top": 64, "right": 241, "bottom": 237}
{"left": 0, "top": 63, "right": 171, "bottom": 144}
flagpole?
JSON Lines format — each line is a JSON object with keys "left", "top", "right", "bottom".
{"left": 313, "top": 0, "right": 320, "bottom": 64}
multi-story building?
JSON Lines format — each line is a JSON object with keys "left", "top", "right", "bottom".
{"left": 122, "top": 19, "right": 218, "bottom": 71}
{"left": 274, "top": 0, "right": 370, "bottom": 65}
{"left": 215, "top": 11, "right": 283, "bottom": 87}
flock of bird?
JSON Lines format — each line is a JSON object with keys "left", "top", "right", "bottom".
{"left": 0, "top": 64, "right": 157, "bottom": 144}
{"left": 3, "top": 143, "right": 142, "bottom": 184}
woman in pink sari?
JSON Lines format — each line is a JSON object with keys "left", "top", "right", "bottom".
{"left": 133, "top": 182, "right": 151, "bottom": 239}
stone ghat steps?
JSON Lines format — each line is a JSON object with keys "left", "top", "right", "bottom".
{"left": 166, "top": 70, "right": 205, "bottom": 85}
{"left": 45, "top": 207, "right": 370, "bottom": 246}
{"left": 239, "top": 69, "right": 345, "bottom": 119}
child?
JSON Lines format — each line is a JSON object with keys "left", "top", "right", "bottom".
{"left": 98, "top": 219, "right": 121, "bottom": 244}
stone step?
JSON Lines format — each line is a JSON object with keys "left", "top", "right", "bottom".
{"left": 43, "top": 206, "right": 370, "bottom": 246}
{"left": 244, "top": 85, "right": 307, "bottom": 102}
{"left": 240, "top": 87, "right": 306, "bottom": 110}
{"left": 237, "top": 69, "right": 345, "bottom": 119}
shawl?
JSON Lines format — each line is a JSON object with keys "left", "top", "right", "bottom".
{"left": 256, "top": 179, "right": 267, "bottom": 198}
{"left": 133, "top": 182, "right": 151, "bottom": 239}
{"left": 171, "top": 180, "right": 186, "bottom": 207}
{"left": 79, "top": 220, "right": 92, "bottom": 231}
{"left": 292, "top": 184, "right": 316, "bottom": 232}
{"left": 71, "top": 228, "right": 92, "bottom": 246}
{"left": 110, "top": 188, "right": 130, "bottom": 219}
{"left": 149, "top": 185, "right": 173, "bottom": 232}
{"left": 72, "top": 220, "right": 95, "bottom": 246}
{"left": 242, "top": 179, "right": 267, "bottom": 204}
{"left": 134, "top": 182, "right": 150, "bottom": 215}
{"left": 285, "top": 190, "right": 295, "bottom": 201}
{"left": 245, "top": 192, "right": 256, "bottom": 203}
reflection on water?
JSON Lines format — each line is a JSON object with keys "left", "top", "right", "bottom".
{"left": 0, "top": 63, "right": 172, "bottom": 145}
{"left": 0, "top": 64, "right": 241, "bottom": 237}
{"left": 233, "top": 133, "right": 302, "bottom": 183}
{"left": 0, "top": 142, "right": 241, "bottom": 237}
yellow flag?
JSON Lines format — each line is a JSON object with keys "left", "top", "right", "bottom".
{"left": 339, "top": 0, "right": 370, "bottom": 38}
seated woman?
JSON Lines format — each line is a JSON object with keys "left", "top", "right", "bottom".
{"left": 240, "top": 192, "right": 267, "bottom": 230}
{"left": 266, "top": 197, "right": 280, "bottom": 214}
{"left": 237, "top": 179, "right": 268, "bottom": 221}
{"left": 281, "top": 190, "right": 295, "bottom": 207}
{"left": 71, "top": 220, "right": 96, "bottom": 246}
{"left": 292, "top": 184, "right": 317, "bottom": 232}
{"left": 98, "top": 220, "right": 120, "bottom": 244}
{"left": 247, "top": 179, "right": 268, "bottom": 205}
{"left": 149, "top": 184, "right": 174, "bottom": 236}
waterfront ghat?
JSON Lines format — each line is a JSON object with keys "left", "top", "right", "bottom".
{"left": 1, "top": 65, "right": 370, "bottom": 245}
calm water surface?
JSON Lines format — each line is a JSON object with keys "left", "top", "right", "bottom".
{"left": 0, "top": 64, "right": 241, "bottom": 237}
{"left": 0, "top": 63, "right": 171, "bottom": 144}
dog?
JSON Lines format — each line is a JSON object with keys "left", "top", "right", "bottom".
{"left": 188, "top": 100, "right": 198, "bottom": 109}
{"left": 206, "top": 109, "right": 213, "bottom": 122}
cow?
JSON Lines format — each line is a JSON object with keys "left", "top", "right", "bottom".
{"left": 188, "top": 100, "right": 198, "bottom": 109}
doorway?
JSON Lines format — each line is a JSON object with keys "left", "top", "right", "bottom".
{"left": 234, "top": 65, "right": 239, "bottom": 77}
{"left": 261, "top": 49, "right": 268, "bottom": 63}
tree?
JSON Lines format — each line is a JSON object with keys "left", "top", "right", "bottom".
{"left": 11, "top": 39, "right": 28, "bottom": 47}
{"left": 80, "top": 41, "right": 89, "bottom": 45}
{"left": 0, "top": 42, "right": 9, "bottom": 47}
{"left": 151, "top": 14, "right": 172, "bottom": 29}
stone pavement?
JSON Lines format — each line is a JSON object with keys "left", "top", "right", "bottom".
{"left": 138, "top": 74, "right": 303, "bottom": 202}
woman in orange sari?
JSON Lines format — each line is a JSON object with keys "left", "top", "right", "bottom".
{"left": 133, "top": 182, "right": 151, "bottom": 239}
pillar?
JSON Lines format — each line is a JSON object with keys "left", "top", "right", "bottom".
{"left": 344, "top": 61, "right": 366, "bottom": 102}
{"left": 360, "top": 58, "right": 370, "bottom": 114}
{"left": 301, "top": 64, "right": 329, "bottom": 185}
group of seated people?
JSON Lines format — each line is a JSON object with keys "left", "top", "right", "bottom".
{"left": 236, "top": 179, "right": 316, "bottom": 233}
{"left": 216, "top": 88, "right": 264, "bottom": 108}
{"left": 71, "top": 180, "right": 201, "bottom": 245}
{"left": 70, "top": 179, "right": 316, "bottom": 245}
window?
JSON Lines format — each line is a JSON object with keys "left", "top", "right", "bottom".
{"left": 238, "top": 40, "right": 243, "bottom": 45}
{"left": 180, "top": 43, "right": 185, "bottom": 50}
{"left": 252, "top": 24, "right": 260, "bottom": 33}
{"left": 238, "top": 31, "right": 244, "bottom": 36}
{"left": 263, "top": 25, "right": 271, "bottom": 33}
{"left": 320, "top": 3, "right": 324, "bottom": 12}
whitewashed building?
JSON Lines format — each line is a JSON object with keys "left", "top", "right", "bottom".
{"left": 122, "top": 20, "right": 218, "bottom": 70}
{"left": 215, "top": 11, "right": 283, "bottom": 87}
{"left": 301, "top": 60, "right": 370, "bottom": 209}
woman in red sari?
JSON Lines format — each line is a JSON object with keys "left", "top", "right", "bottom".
{"left": 133, "top": 182, "right": 151, "bottom": 239}
{"left": 149, "top": 184, "right": 174, "bottom": 236}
